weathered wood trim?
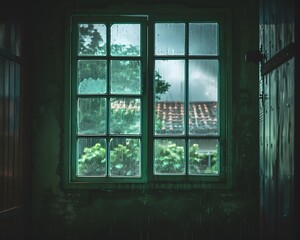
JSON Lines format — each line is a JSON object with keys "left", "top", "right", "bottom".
{"left": 262, "top": 42, "right": 295, "bottom": 75}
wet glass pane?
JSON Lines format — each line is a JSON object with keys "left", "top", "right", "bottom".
{"left": 110, "top": 60, "right": 141, "bottom": 94}
{"left": 77, "top": 138, "right": 107, "bottom": 176}
{"left": 77, "top": 98, "right": 106, "bottom": 134}
{"left": 78, "top": 24, "right": 106, "bottom": 56}
{"left": 155, "top": 23, "right": 185, "bottom": 55}
{"left": 77, "top": 60, "right": 107, "bottom": 94}
{"left": 189, "top": 23, "right": 218, "bottom": 55}
{"left": 154, "top": 60, "right": 185, "bottom": 135}
{"left": 110, "top": 24, "right": 140, "bottom": 56}
{"left": 154, "top": 139, "right": 185, "bottom": 175}
{"left": 189, "top": 60, "right": 218, "bottom": 135}
{"left": 110, "top": 98, "right": 140, "bottom": 134}
{"left": 109, "top": 138, "right": 141, "bottom": 177}
{"left": 188, "top": 139, "right": 219, "bottom": 175}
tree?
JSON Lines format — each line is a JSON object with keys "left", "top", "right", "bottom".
{"left": 78, "top": 24, "right": 170, "bottom": 96}
{"left": 155, "top": 71, "right": 171, "bottom": 100}
{"left": 79, "top": 24, "right": 106, "bottom": 55}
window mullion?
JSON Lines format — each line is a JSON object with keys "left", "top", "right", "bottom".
{"left": 72, "top": 21, "right": 79, "bottom": 181}
{"left": 139, "top": 19, "right": 148, "bottom": 181}
{"left": 148, "top": 19, "right": 155, "bottom": 179}
{"left": 185, "top": 21, "right": 189, "bottom": 176}
{"left": 106, "top": 22, "right": 111, "bottom": 177}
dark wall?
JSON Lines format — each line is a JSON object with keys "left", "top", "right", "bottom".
{"left": 0, "top": 6, "right": 32, "bottom": 240}
{"left": 29, "top": 0, "right": 259, "bottom": 239}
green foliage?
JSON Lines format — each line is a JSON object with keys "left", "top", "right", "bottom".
{"left": 110, "top": 100, "right": 140, "bottom": 134}
{"left": 78, "top": 98, "right": 140, "bottom": 135}
{"left": 111, "top": 44, "right": 140, "bottom": 56}
{"left": 78, "top": 141, "right": 218, "bottom": 176}
{"left": 155, "top": 141, "right": 185, "bottom": 174}
{"left": 110, "top": 139, "right": 140, "bottom": 176}
{"left": 79, "top": 24, "right": 106, "bottom": 55}
{"left": 78, "top": 60, "right": 106, "bottom": 83}
{"left": 189, "top": 143, "right": 219, "bottom": 174}
{"left": 77, "top": 98, "right": 106, "bottom": 134}
{"left": 77, "top": 140, "right": 140, "bottom": 176}
{"left": 78, "top": 143, "right": 106, "bottom": 176}
{"left": 78, "top": 24, "right": 170, "bottom": 97}
{"left": 154, "top": 115, "right": 164, "bottom": 133}
{"left": 155, "top": 71, "right": 171, "bottom": 100}
{"left": 110, "top": 60, "right": 140, "bottom": 94}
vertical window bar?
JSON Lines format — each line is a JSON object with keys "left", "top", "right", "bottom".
{"left": 217, "top": 23, "right": 221, "bottom": 175}
{"left": 148, "top": 19, "right": 154, "bottom": 177}
{"left": 71, "top": 20, "right": 77, "bottom": 180}
{"left": 106, "top": 22, "right": 111, "bottom": 176}
{"left": 218, "top": 60, "right": 220, "bottom": 137}
{"left": 185, "top": 22, "right": 189, "bottom": 175}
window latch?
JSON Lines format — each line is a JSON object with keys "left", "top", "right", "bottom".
{"left": 245, "top": 49, "right": 265, "bottom": 63}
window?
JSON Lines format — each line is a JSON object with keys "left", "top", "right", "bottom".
{"left": 64, "top": 8, "right": 232, "bottom": 188}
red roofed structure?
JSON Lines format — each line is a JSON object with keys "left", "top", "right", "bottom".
{"left": 155, "top": 101, "right": 218, "bottom": 135}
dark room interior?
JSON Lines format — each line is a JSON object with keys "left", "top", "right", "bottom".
{"left": 0, "top": 0, "right": 298, "bottom": 239}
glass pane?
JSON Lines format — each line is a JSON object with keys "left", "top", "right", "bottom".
{"left": 77, "top": 138, "right": 107, "bottom": 176}
{"left": 189, "top": 139, "right": 219, "bottom": 175}
{"left": 154, "top": 139, "right": 185, "bottom": 175}
{"left": 110, "top": 60, "right": 141, "bottom": 94}
{"left": 155, "top": 23, "right": 185, "bottom": 55}
{"left": 78, "top": 60, "right": 107, "bottom": 94}
{"left": 78, "top": 24, "right": 106, "bottom": 56}
{"left": 110, "top": 24, "right": 140, "bottom": 56}
{"left": 189, "top": 60, "right": 218, "bottom": 135}
{"left": 77, "top": 98, "right": 106, "bottom": 134}
{"left": 154, "top": 60, "right": 185, "bottom": 135}
{"left": 189, "top": 23, "right": 218, "bottom": 55}
{"left": 110, "top": 98, "right": 140, "bottom": 134}
{"left": 109, "top": 138, "right": 141, "bottom": 177}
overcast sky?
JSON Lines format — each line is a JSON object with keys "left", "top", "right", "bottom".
{"left": 156, "top": 59, "right": 218, "bottom": 102}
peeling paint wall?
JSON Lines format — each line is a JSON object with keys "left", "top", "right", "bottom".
{"left": 30, "top": 0, "right": 259, "bottom": 239}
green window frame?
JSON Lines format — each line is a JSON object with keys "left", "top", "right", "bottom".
{"left": 64, "top": 7, "right": 232, "bottom": 189}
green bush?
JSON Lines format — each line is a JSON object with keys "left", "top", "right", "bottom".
{"left": 78, "top": 141, "right": 218, "bottom": 176}
{"left": 110, "top": 139, "right": 140, "bottom": 176}
{"left": 189, "top": 143, "right": 218, "bottom": 174}
{"left": 154, "top": 141, "right": 185, "bottom": 174}
{"left": 77, "top": 143, "right": 106, "bottom": 176}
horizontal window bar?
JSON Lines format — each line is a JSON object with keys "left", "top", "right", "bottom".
{"left": 76, "top": 135, "right": 142, "bottom": 138}
{"left": 153, "top": 135, "right": 220, "bottom": 138}
{"left": 76, "top": 56, "right": 142, "bottom": 60}
{"left": 76, "top": 94, "right": 142, "bottom": 98}
{"left": 154, "top": 55, "right": 219, "bottom": 59}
